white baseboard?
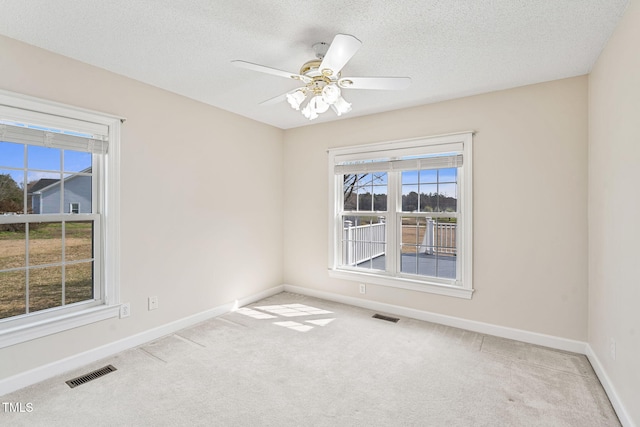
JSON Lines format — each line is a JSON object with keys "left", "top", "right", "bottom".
{"left": 0, "top": 285, "right": 284, "bottom": 397}
{"left": 585, "top": 345, "right": 636, "bottom": 427}
{"left": 283, "top": 284, "right": 587, "bottom": 353}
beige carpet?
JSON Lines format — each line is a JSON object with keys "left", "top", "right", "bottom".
{"left": 0, "top": 292, "right": 620, "bottom": 426}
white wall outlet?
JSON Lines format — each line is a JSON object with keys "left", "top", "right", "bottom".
{"left": 119, "top": 303, "right": 130, "bottom": 318}
{"left": 610, "top": 338, "right": 616, "bottom": 360}
{"left": 359, "top": 283, "right": 366, "bottom": 294}
{"left": 148, "top": 296, "right": 159, "bottom": 311}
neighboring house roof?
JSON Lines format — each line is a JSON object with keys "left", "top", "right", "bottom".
{"left": 27, "top": 179, "right": 59, "bottom": 193}
{"left": 27, "top": 167, "right": 92, "bottom": 194}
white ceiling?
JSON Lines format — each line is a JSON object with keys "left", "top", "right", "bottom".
{"left": 0, "top": 0, "right": 629, "bottom": 129}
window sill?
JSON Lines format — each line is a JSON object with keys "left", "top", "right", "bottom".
{"left": 0, "top": 304, "right": 121, "bottom": 349}
{"left": 328, "top": 268, "right": 474, "bottom": 299}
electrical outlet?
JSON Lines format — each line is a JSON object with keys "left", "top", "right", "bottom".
{"left": 148, "top": 296, "right": 159, "bottom": 311}
{"left": 119, "top": 303, "right": 130, "bottom": 318}
{"left": 359, "top": 283, "right": 366, "bottom": 294}
{"left": 610, "top": 338, "right": 616, "bottom": 360}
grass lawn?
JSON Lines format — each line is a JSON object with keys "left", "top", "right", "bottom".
{"left": 0, "top": 222, "right": 94, "bottom": 319}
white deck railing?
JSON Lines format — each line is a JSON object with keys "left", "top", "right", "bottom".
{"left": 419, "top": 219, "right": 456, "bottom": 255}
{"left": 343, "top": 219, "right": 456, "bottom": 265}
{"left": 342, "top": 221, "right": 386, "bottom": 265}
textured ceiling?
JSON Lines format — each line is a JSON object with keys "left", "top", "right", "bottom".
{"left": 0, "top": 0, "right": 629, "bottom": 129}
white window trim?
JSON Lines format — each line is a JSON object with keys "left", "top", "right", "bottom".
{"left": 0, "top": 89, "right": 122, "bottom": 349}
{"left": 328, "top": 132, "right": 473, "bottom": 299}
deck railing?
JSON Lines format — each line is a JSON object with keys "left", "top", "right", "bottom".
{"left": 342, "top": 221, "right": 386, "bottom": 265}
{"left": 419, "top": 219, "right": 457, "bottom": 255}
{"left": 343, "top": 219, "right": 456, "bottom": 265}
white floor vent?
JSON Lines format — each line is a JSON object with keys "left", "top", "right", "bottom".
{"left": 65, "top": 365, "right": 117, "bottom": 388}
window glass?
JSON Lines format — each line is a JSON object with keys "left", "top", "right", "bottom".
{"left": 28, "top": 266, "right": 63, "bottom": 313}
{"left": 0, "top": 270, "right": 26, "bottom": 318}
{"left": 65, "top": 221, "right": 93, "bottom": 261}
{"left": 400, "top": 216, "right": 457, "bottom": 279}
{"left": 0, "top": 169, "right": 24, "bottom": 214}
{"left": 64, "top": 150, "right": 91, "bottom": 173}
{"left": 0, "top": 141, "right": 24, "bottom": 168}
{"left": 0, "top": 226, "right": 26, "bottom": 270}
{"left": 65, "top": 262, "right": 94, "bottom": 304}
{"left": 28, "top": 145, "right": 61, "bottom": 171}
{"left": 343, "top": 172, "right": 387, "bottom": 211}
{"left": 28, "top": 222, "right": 63, "bottom": 265}
{"left": 341, "top": 215, "right": 386, "bottom": 270}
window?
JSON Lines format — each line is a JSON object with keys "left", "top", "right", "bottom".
{"left": 0, "top": 90, "right": 121, "bottom": 348}
{"left": 328, "top": 132, "right": 473, "bottom": 299}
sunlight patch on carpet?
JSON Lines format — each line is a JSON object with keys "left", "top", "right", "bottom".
{"left": 274, "top": 321, "right": 314, "bottom": 332}
{"left": 306, "top": 318, "right": 335, "bottom": 326}
{"left": 254, "top": 304, "right": 333, "bottom": 317}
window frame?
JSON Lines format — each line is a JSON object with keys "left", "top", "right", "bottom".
{"left": 328, "top": 132, "right": 473, "bottom": 299}
{"left": 0, "top": 89, "right": 122, "bottom": 348}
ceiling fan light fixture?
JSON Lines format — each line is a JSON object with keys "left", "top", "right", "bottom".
{"left": 331, "top": 96, "right": 352, "bottom": 116}
{"left": 321, "top": 83, "right": 341, "bottom": 104}
{"left": 301, "top": 102, "right": 318, "bottom": 120}
{"left": 286, "top": 89, "right": 306, "bottom": 110}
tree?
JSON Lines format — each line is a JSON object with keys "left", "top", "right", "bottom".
{"left": 0, "top": 173, "right": 23, "bottom": 213}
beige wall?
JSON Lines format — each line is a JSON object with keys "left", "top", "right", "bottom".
{"left": 284, "top": 76, "right": 589, "bottom": 340}
{"left": 0, "top": 36, "right": 284, "bottom": 379}
{"left": 589, "top": 0, "right": 640, "bottom": 423}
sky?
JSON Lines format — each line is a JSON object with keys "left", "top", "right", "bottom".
{"left": 1, "top": 141, "right": 91, "bottom": 188}
{"left": 350, "top": 168, "right": 458, "bottom": 198}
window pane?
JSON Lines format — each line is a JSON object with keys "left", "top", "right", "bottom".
{"left": 0, "top": 141, "right": 24, "bottom": 168}
{"left": 65, "top": 262, "right": 93, "bottom": 304}
{"left": 402, "top": 170, "right": 419, "bottom": 185}
{"left": 65, "top": 221, "right": 93, "bottom": 261}
{"left": 0, "top": 225, "right": 26, "bottom": 270}
{"left": 356, "top": 185, "right": 372, "bottom": 211}
{"left": 63, "top": 173, "right": 92, "bottom": 214}
{"left": 28, "top": 145, "right": 61, "bottom": 171}
{"left": 419, "top": 169, "right": 437, "bottom": 183}
{"left": 28, "top": 222, "right": 62, "bottom": 265}
{"left": 343, "top": 173, "right": 386, "bottom": 212}
{"left": 64, "top": 150, "right": 92, "bottom": 173}
{"left": 401, "top": 185, "right": 419, "bottom": 212}
{"left": 29, "top": 266, "right": 63, "bottom": 313}
{"left": 400, "top": 216, "right": 457, "bottom": 279}
{"left": 343, "top": 174, "right": 367, "bottom": 210}
{"left": 0, "top": 169, "right": 25, "bottom": 214}
{"left": 402, "top": 169, "right": 458, "bottom": 213}
{"left": 438, "top": 168, "right": 457, "bottom": 183}
{"left": 438, "top": 183, "right": 457, "bottom": 212}
{"left": 373, "top": 184, "right": 387, "bottom": 211}
{"left": 0, "top": 270, "right": 26, "bottom": 319}
{"left": 341, "top": 216, "right": 386, "bottom": 270}
{"left": 28, "top": 171, "right": 62, "bottom": 214}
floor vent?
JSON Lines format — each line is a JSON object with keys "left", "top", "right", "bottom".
{"left": 372, "top": 314, "right": 399, "bottom": 323}
{"left": 66, "top": 365, "right": 117, "bottom": 388}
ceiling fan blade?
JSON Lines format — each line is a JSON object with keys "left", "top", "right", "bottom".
{"left": 319, "top": 34, "right": 362, "bottom": 76}
{"left": 259, "top": 92, "right": 288, "bottom": 106}
{"left": 231, "top": 60, "right": 311, "bottom": 83}
{"left": 338, "top": 76, "right": 412, "bottom": 90}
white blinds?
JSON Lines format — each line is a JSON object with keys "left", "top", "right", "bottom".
{"left": 335, "top": 154, "right": 463, "bottom": 175}
{"left": 0, "top": 122, "right": 108, "bottom": 154}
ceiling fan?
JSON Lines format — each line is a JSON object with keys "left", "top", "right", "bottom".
{"left": 232, "top": 34, "right": 411, "bottom": 120}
